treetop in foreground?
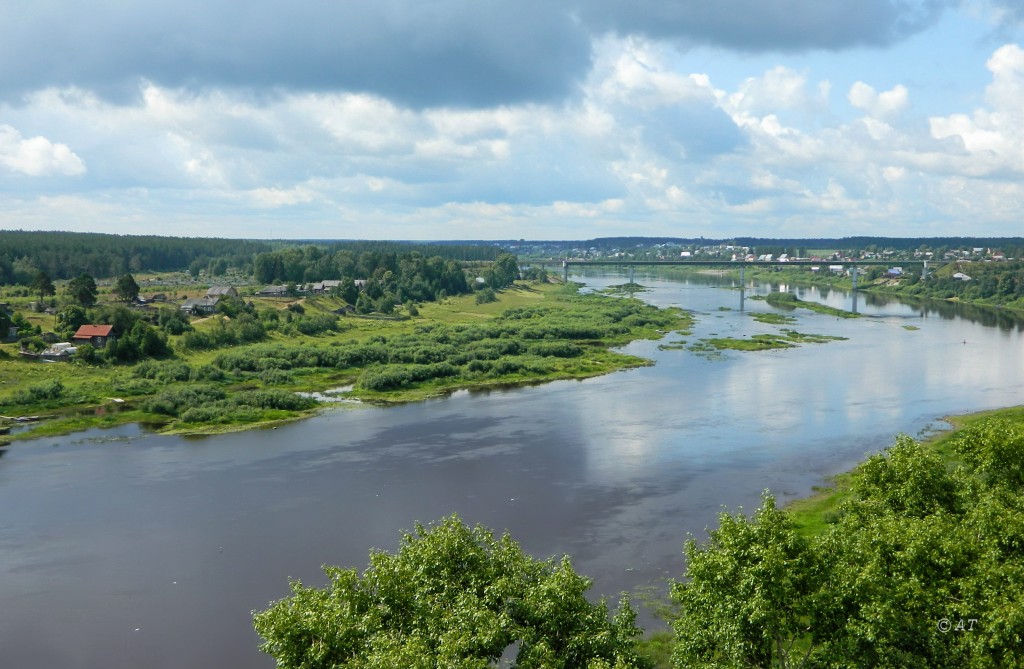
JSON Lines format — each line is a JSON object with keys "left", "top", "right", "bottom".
{"left": 253, "top": 515, "right": 649, "bottom": 669}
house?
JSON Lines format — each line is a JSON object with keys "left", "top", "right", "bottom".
{"left": 206, "top": 285, "right": 238, "bottom": 299}
{"left": 72, "top": 324, "right": 116, "bottom": 348}
{"left": 953, "top": 272, "right": 972, "bottom": 281}
{"left": 311, "top": 280, "right": 343, "bottom": 294}
{"left": 886, "top": 267, "right": 904, "bottom": 277}
{"left": 258, "top": 285, "right": 289, "bottom": 297}
{"left": 181, "top": 297, "right": 221, "bottom": 315}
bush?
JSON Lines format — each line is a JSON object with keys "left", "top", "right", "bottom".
{"left": 475, "top": 287, "right": 497, "bottom": 304}
{"left": 143, "top": 385, "right": 227, "bottom": 416}
{"left": 8, "top": 378, "right": 65, "bottom": 405}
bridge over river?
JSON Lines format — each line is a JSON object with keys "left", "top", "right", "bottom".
{"left": 545, "top": 258, "right": 938, "bottom": 313}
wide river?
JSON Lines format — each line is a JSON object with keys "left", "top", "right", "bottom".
{"left": 2, "top": 272, "right": 1023, "bottom": 669}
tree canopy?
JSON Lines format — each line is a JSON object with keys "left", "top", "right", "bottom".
{"left": 253, "top": 515, "right": 649, "bottom": 669}
{"left": 113, "top": 273, "right": 141, "bottom": 302}
{"left": 670, "top": 430, "right": 1024, "bottom": 669}
{"left": 65, "top": 273, "right": 98, "bottom": 306}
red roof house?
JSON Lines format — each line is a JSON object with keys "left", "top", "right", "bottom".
{"left": 72, "top": 324, "right": 116, "bottom": 348}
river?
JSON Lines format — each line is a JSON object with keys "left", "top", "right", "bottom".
{"left": 1, "top": 272, "right": 1023, "bottom": 669}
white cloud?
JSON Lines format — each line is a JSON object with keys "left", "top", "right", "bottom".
{"left": 247, "top": 185, "right": 316, "bottom": 208}
{"left": 0, "top": 124, "right": 86, "bottom": 176}
{"left": 928, "top": 43, "right": 1024, "bottom": 175}
{"left": 848, "top": 82, "right": 910, "bottom": 118}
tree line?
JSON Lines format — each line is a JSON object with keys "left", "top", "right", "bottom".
{"left": 0, "top": 230, "right": 271, "bottom": 282}
{"left": 0, "top": 231, "right": 505, "bottom": 284}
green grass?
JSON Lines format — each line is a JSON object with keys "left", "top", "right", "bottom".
{"left": 751, "top": 312, "right": 797, "bottom": 324}
{"left": 765, "top": 291, "right": 860, "bottom": 318}
{"left": 693, "top": 329, "right": 845, "bottom": 352}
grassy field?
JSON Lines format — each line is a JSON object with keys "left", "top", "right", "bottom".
{"left": 0, "top": 281, "right": 691, "bottom": 443}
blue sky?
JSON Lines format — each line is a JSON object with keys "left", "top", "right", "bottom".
{"left": 1, "top": 1, "right": 1022, "bottom": 240}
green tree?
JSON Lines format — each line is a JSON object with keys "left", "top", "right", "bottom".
{"left": 254, "top": 515, "right": 648, "bottom": 669}
{"left": 951, "top": 418, "right": 1024, "bottom": 489}
{"left": 671, "top": 493, "right": 824, "bottom": 669}
{"left": 66, "top": 273, "right": 98, "bottom": 306}
{"left": 30, "top": 270, "right": 56, "bottom": 303}
{"left": 56, "top": 305, "right": 89, "bottom": 338}
{"left": 852, "top": 434, "right": 963, "bottom": 518}
{"left": 113, "top": 273, "right": 140, "bottom": 302}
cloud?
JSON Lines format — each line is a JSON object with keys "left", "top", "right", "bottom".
{"left": 0, "top": 1, "right": 958, "bottom": 110}
{"left": 985, "top": 0, "right": 1024, "bottom": 26}
{"left": 928, "top": 43, "right": 1024, "bottom": 175}
{"left": 577, "top": 0, "right": 956, "bottom": 51}
{"left": 0, "top": 125, "right": 86, "bottom": 176}
{"left": 0, "top": 0, "right": 591, "bottom": 108}
{"left": 848, "top": 82, "right": 910, "bottom": 117}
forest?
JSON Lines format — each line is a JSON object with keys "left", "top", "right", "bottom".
{"left": 0, "top": 230, "right": 501, "bottom": 283}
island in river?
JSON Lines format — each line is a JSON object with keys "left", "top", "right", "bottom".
{"left": 0, "top": 281, "right": 692, "bottom": 443}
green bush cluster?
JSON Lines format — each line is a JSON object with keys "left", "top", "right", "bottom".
{"left": 179, "top": 315, "right": 267, "bottom": 350}
{"left": 6, "top": 379, "right": 65, "bottom": 406}
{"left": 357, "top": 362, "right": 459, "bottom": 391}
{"left": 133, "top": 360, "right": 192, "bottom": 382}
{"left": 143, "top": 385, "right": 316, "bottom": 423}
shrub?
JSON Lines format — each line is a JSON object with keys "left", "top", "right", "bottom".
{"left": 8, "top": 378, "right": 65, "bottom": 405}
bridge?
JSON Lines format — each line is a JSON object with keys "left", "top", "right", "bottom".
{"left": 544, "top": 258, "right": 937, "bottom": 313}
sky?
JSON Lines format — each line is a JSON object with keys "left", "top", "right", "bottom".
{"left": 1, "top": 1, "right": 1023, "bottom": 241}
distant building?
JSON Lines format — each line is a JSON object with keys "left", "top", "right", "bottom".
{"left": 258, "top": 285, "right": 289, "bottom": 297}
{"left": 310, "top": 280, "right": 343, "bottom": 294}
{"left": 206, "top": 285, "right": 238, "bottom": 299}
{"left": 181, "top": 297, "right": 221, "bottom": 314}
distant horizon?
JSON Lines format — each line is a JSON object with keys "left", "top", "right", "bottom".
{"left": 3, "top": 228, "right": 1024, "bottom": 247}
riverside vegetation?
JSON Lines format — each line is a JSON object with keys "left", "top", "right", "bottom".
{"left": 0, "top": 281, "right": 690, "bottom": 442}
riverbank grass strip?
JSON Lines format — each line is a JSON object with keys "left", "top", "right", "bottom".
{"left": 762, "top": 291, "right": 861, "bottom": 318}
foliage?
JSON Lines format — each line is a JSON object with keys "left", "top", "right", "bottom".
{"left": 253, "top": 247, "right": 473, "bottom": 303}
{"left": 253, "top": 515, "right": 649, "bottom": 669}
{"left": 65, "top": 273, "right": 98, "bottom": 306}
{"left": 475, "top": 287, "right": 498, "bottom": 304}
{"left": 672, "top": 493, "right": 823, "bottom": 669}
{"left": 672, "top": 429, "right": 1024, "bottom": 668}
{"left": 0, "top": 230, "right": 269, "bottom": 280}
{"left": 142, "top": 383, "right": 317, "bottom": 424}
{"left": 30, "top": 270, "right": 55, "bottom": 302}
{"left": 949, "top": 418, "right": 1024, "bottom": 488}
{"left": 4, "top": 378, "right": 65, "bottom": 406}
{"left": 179, "top": 315, "right": 267, "bottom": 350}
{"left": 157, "top": 307, "right": 193, "bottom": 335}
{"left": 113, "top": 273, "right": 141, "bottom": 302}
{"left": 765, "top": 291, "right": 859, "bottom": 318}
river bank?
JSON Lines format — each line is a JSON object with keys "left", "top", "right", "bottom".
{"left": 784, "top": 403, "right": 1024, "bottom": 537}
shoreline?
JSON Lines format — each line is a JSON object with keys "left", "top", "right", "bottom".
{"left": 783, "top": 404, "right": 1024, "bottom": 535}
